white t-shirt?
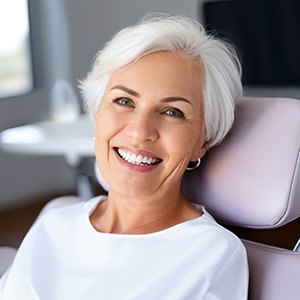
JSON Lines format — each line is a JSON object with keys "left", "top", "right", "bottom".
{"left": 0, "top": 196, "right": 248, "bottom": 300}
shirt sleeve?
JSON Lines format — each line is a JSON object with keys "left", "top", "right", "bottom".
{"left": 205, "top": 243, "right": 249, "bottom": 300}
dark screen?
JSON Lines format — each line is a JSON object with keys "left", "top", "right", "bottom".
{"left": 202, "top": 0, "right": 300, "bottom": 86}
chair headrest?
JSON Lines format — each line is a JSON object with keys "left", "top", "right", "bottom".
{"left": 183, "top": 97, "right": 300, "bottom": 229}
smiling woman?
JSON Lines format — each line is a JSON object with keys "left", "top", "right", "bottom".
{"left": 0, "top": 14, "right": 248, "bottom": 299}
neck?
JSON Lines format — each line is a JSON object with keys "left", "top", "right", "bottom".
{"left": 90, "top": 188, "right": 202, "bottom": 235}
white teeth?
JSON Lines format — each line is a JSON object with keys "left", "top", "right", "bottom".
{"left": 125, "top": 152, "right": 131, "bottom": 161}
{"left": 119, "top": 149, "right": 125, "bottom": 157}
{"left": 136, "top": 155, "right": 143, "bottom": 164}
{"left": 129, "top": 153, "right": 136, "bottom": 163}
{"left": 116, "top": 148, "right": 160, "bottom": 166}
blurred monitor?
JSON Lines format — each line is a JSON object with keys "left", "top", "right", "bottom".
{"left": 202, "top": 0, "right": 300, "bottom": 86}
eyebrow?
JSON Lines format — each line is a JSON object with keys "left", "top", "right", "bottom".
{"left": 110, "top": 85, "right": 140, "bottom": 97}
{"left": 110, "top": 85, "right": 193, "bottom": 106}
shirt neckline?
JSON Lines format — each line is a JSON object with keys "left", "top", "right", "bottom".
{"left": 83, "top": 195, "right": 212, "bottom": 239}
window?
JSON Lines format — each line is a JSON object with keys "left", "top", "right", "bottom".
{"left": 0, "top": 0, "right": 33, "bottom": 98}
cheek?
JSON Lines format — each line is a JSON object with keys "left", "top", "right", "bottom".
{"left": 95, "top": 113, "right": 115, "bottom": 157}
{"left": 172, "top": 123, "right": 205, "bottom": 159}
{"left": 95, "top": 110, "right": 122, "bottom": 141}
{"left": 163, "top": 125, "right": 197, "bottom": 157}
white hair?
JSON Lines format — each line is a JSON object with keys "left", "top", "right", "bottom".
{"left": 79, "top": 14, "right": 242, "bottom": 147}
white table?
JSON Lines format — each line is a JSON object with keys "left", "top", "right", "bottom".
{"left": 0, "top": 114, "right": 94, "bottom": 166}
{"left": 0, "top": 114, "right": 96, "bottom": 199}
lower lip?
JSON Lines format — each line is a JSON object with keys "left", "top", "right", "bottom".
{"left": 114, "top": 150, "right": 161, "bottom": 173}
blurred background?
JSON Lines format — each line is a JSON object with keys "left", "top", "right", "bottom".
{"left": 0, "top": 0, "right": 299, "bottom": 246}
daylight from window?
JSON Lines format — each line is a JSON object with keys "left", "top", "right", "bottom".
{"left": 0, "top": 0, "right": 33, "bottom": 98}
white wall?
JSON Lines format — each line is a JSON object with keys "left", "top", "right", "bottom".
{"left": 66, "top": 0, "right": 201, "bottom": 86}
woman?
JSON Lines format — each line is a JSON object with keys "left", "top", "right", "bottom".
{"left": 0, "top": 15, "right": 248, "bottom": 299}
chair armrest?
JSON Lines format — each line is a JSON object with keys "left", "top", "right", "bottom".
{"left": 243, "top": 239, "right": 300, "bottom": 300}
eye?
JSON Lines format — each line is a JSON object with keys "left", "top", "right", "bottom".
{"left": 162, "top": 107, "right": 185, "bottom": 118}
{"left": 113, "top": 97, "right": 135, "bottom": 108}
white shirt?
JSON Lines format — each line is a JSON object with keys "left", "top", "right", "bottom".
{"left": 0, "top": 196, "right": 248, "bottom": 300}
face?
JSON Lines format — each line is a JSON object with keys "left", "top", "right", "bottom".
{"left": 95, "top": 51, "right": 208, "bottom": 198}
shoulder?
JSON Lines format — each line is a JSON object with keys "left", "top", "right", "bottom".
{"left": 12, "top": 196, "right": 105, "bottom": 262}
{"left": 36, "top": 196, "right": 85, "bottom": 228}
{"left": 20, "top": 195, "right": 105, "bottom": 245}
{"left": 38, "top": 195, "right": 105, "bottom": 222}
{"left": 187, "top": 207, "right": 246, "bottom": 260}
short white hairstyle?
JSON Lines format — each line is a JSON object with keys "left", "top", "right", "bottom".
{"left": 79, "top": 14, "right": 242, "bottom": 147}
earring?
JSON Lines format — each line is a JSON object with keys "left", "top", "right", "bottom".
{"left": 186, "top": 158, "right": 201, "bottom": 171}
{"left": 93, "top": 137, "right": 95, "bottom": 141}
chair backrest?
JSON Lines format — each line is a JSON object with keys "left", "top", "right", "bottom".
{"left": 183, "top": 97, "right": 300, "bottom": 228}
{"left": 183, "top": 97, "right": 300, "bottom": 300}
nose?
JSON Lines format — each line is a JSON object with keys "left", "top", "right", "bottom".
{"left": 127, "top": 113, "right": 159, "bottom": 143}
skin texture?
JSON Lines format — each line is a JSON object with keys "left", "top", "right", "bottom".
{"left": 90, "top": 51, "right": 209, "bottom": 234}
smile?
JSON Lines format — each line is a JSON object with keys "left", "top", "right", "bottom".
{"left": 114, "top": 147, "right": 162, "bottom": 166}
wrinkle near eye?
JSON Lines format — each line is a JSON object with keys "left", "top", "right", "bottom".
{"left": 182, "top": 123, "right": 197, "bottom": 143}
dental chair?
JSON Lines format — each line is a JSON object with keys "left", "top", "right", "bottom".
{"left": 0, "top": 247, "right": 17, "bottom": 278}
{"left": 1, "top": 97, "right": 299, "bottom": 300}
{"left": 183, "top": 97, "right": 300, "bottom": 300}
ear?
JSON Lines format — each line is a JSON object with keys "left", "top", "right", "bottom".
{"left": 191, "top": 140, "right": 210, "bottom": 162}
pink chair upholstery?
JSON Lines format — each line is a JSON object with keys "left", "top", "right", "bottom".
{"left": 183, "top": 97, "right": 300, "bottom": 300}
{"left": 0, "top": 247, "right": 17, "bottom": 277}
{"left": 243, "top": 240, "right": 300, "bottom": 300}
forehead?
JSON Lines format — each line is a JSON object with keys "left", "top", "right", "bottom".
{"left": 106, "top": 51, "right": 204, "bottom": 99}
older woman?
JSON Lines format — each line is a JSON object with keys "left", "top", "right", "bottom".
{"left": 0, "top": 15, "right": 248, "bottom": 299}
